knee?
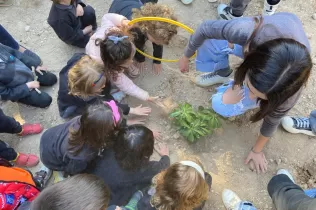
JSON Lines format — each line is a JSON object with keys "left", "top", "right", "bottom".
{"left": 39, "top": 93, "right": 52, "bottom": 108}
{"left": 84, "top": 5, "right": 96, "bottom": 17}
{"left": 47, "top": 72, "right": 57, "bottom": 86}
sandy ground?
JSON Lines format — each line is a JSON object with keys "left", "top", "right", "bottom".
{"left": 1, "top": 0, "right": 316, "bottom": 209}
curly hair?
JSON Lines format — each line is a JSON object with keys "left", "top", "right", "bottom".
{"left": 151, "top": 156, "right": 209, "bottom": 210}
{"left": 132, "top": 3, "right": 178, "bottom": 45}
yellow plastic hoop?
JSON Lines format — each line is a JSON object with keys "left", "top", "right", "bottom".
{"left": 128, "top": 17, "right": 196, "bottom": 62}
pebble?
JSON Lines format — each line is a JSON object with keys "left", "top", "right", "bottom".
{"left": 307, "top": 34, "right": 312, "bottom": 39}
{"left": 275, "top": 159, "right": 282, "bottom": 165}
{"left": 24, "top": 25, "right": 30, "bottom": 32}
{"left": 172, "top": 132, "right": 180, "bottom": 139}
{"left": 312, "top": 59, "right": 316, "bottom": 65}
{"left": 312, "top": 14, "right": 316, "bottom": 20}
{"left": 302, "top": 183, "right": 308, "bottom": 189}
{"left": 282, "top": 157, "right": 288, "bottom": 164}
{"left": 269, "top": 159, "right": 274, "bottom": 163}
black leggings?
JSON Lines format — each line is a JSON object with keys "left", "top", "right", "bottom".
{"left": 0, "top": 140, "right": 18, "bottom": 161}
{"left": 0, "top": 108, "right": 22, "bottom": 134}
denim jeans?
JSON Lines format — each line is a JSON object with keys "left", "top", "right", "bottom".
{"left": 309, "top": 110, "right": 316, "bottom": 134}
{"left": 0, "top": 25, "right": 19, "bottom": 50}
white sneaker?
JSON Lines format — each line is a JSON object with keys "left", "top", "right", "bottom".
{"left": 262, "top": 0, "right": 279, "bottom": 15}
{"left": 179, "top": 0, "right": 193, "bottom": 4}
{"left": 193, "top": 71, "right": 231, "bottom": 87}
{"left": 217, "top": 4, "right": 241, "bottom": 20}
{"left": 281, "top": 116, "right": 315, "bottom": 137}
{"left": 277, "top": 169, "right": 295, "bottom": 183}
{"left": 222, "top": 189, "right": 241, "bottom": 210}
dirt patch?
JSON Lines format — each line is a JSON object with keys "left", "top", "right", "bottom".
{"left": 296, "top": 160, "right": 316, "bottom": 189}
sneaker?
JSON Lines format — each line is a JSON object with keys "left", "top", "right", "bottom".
{"left": 14, "top": 153, "right": 39, "bottom": 167}
{"left": 19, "top": 123, "right": 43, "bottom": 136}
{"left": 217, "top": 4, "right": 241, "bottom": 20}
{"left": 222, "top": 189, "right": 241, "bottom": 210}
{"left": 179, "top": 0, "right": 193, "bottom": 4}
{"left": 281, "top": 116, "right": 315, "bottom": 137}
{"left": 277, "top": 169, "right": 295, "bottom": 183}
{"left": 193, "top": 70, "right": 231, "bottom": 87}
{"left": 34, "top": 166, "right": 53, "bottom": 188}
{"left": 262, "top": 0, "right": 279, "bottom": 15}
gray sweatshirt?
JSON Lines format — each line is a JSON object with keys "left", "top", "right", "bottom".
{"left": 184, "top": 12, "right": 310, "bottom": 137}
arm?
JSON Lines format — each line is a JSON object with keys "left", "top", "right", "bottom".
{"left": 112, "top": 73, "right": 149, "bottom": 101}
{"left": 184, "top": 17, "right": 255, "bottom": 58}
{"left": 0, "top": 83, "right": 30, "bottom": 101}
{"left": 117, "top": 103, "right": 130, "bottom": 115}
{"left": 102, "top": 13, "right": 127, "bottom": 27}
{"left": 53, "top": 19, "right": 86, "bottom": 45}
{"left": 152, "top": 43, "right": 162, "bottom": 64}
{"left": 1, "top": 44, "right": 41, "bottom": 69}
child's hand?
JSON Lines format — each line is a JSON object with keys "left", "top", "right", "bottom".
{"left": 153, "top": 63, "right": 162, "bottom": 75}
{"left": 154, "top": 143, "right": 169, "bottom": 156}
{"left": 76, "top": 4, "right": 84, "bottom": 17}
{"left": 121, "top": 19, "right": 130, "bottom": 28}
{"left": 134, "top": 61, "right": 146, "bottom": 73}
{"left": 147, "top": 96, "right": 160, "bottom": 103}
{"left": 127, "top": 118, "right": 146, "bottom": 125}
{"left": 26, "top": 81, "right": 40, "bottom": 89}
{"left": 152, "top": 130, "right": 162, "bottom": 141}
{"left": 36, "top": 66, "right": 47, "bottom": 75}
{"left": 130, "top": 105, "right": 151, "bottom": 116}
{"left": 83, "top": 25, "right": 93, "bottom": 35}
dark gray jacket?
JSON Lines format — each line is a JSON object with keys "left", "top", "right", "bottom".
{"left": 40, "top": 116, "right": 98, "bottom": 175}
{"left": 0, "top": 44, "right": 41, "bottom": 101}
{"left": 184, "top": 13, "right": 310, "bottom": 137}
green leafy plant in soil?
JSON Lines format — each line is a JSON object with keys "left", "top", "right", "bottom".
{"left": 169, "top": 103, "right": 221, "bottom": 143}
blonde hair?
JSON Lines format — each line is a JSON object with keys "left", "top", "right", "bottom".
{"left": 151, "top": 156, "right": 209, "bottom": 210}
{"left": 68, "top": 55, "right": 106, "bottom": 98}
{"left": 132, "top": 3, "right": 178, "bottom": 45}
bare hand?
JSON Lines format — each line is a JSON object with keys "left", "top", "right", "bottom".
{"left": 152, "top": 130, "right": 162, "bottom": 141}
{"left": 147, "top": 96, "right": 160, "bottom": 103}
{"left": 245, "top": 150, "right": 268, "bottom": 173}
{"left": 154, "top": 143, "right": 169, "bottom": 156}
{"left": 121, "top": 19, "right": 130, "bottom": 28}
{"left": 127, "top": 118, "right": 146, "bottom": 125}
{"left": 76, "top": 4, "right": 84, "bottom": 17}
{"left": 178, "top": 56, "right": 190, "bottom": 73}
{"left": 134, "top": 61, "right": 146, "bottom": 73}
{"left": 36, "top": 66, "right": 47, "bottom": 75}
{"left": 153, "top": 63, "right": 162, "bottom": 75}
{"left": 83, "top": 25, "right": 93, "bottom": 35}
{"left": 130, "top": 105, "right": 151, "bottom": 116}
{"left": 26, "top": 81, "right": 40, "bottom": 89}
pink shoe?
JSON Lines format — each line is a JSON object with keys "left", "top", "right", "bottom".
{"left": 14, "top": 153, "right": 39, "bottom": 167}
{"left": 18, "top": 123, "right": 43, "bottom": 136}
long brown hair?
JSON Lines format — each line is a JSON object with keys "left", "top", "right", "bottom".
{"left": 151, "top": 156, "right": 209, "bottom": 210}
{"left": 68, "top": 101, "right": 123, "bottom": 155}
{"left": 234, "top": 38, "right": 312, "bottom": 122}
{"left": 31, "top": 174, "right": 110, "bottom": 210}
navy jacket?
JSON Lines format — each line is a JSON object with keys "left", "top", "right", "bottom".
{"left": 47, "top": 0, "right": 88, "bottom": 46}
{"left": 57, "top": 53, "right": 130, "bottom": 119}
{"left": 86, "top": 150, "right": 170, "bottom": 206}
{"left": 108, "top": 0, "right": 162, "bottom": 64}
{"left": 0, "top": 44, "right": 41, "bottom": 101}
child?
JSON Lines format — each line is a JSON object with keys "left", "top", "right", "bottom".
{"left": 86, "top": 27, "right": 157, "bottom": 101}
{"left": 0, "top": 161, "right": 51, "bottom": 210}
{"left": 0, "top": 44, "right": 57, "bottom": 108}
{"left": 48, "top": 0, "right": 97, "bottom": 48}
{"left": 58, "top": 53, "right": 151, "bottom": 118}
{"left": 40, "top": 101, "right": 128, "bottom": 176}
{"left": 86, "top": 125, "right": 170, "bottom": 206}
{"left": 108, "top": 1, "right": 178, "bottom": 74}
{"left": 137, "top": 156, "right": 212, "bottom": 210}
{"left": 22, "top": 174, "right": 110, "bottom": 210}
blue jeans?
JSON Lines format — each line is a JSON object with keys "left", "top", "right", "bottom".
{"left": 238, "top": 201, "right": 257, "bottom": 210}
{"left": 0, "top": 25, "right": 19, "bottom": 50}
{"left": 195, "top": 39, "right": 243, "bottom": 73}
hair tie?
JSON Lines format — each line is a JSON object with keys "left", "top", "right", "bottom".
{"left": 92, "top": 73, "right": 105, "bottom": 87}
{"left": 104, "top": 100, "right": 121, "bottom": 125}
{"left": 180, "top": 161, "right": 205, "bottom": 180}
{"left": 108, "top": 36, "right": 129, "bottom": 44}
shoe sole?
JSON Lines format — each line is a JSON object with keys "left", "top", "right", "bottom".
{"left": 282, "top": 122, "right": 316, "bottom": 137}
{"left": 191, "top": 77, "right": 230, "bottom": 87}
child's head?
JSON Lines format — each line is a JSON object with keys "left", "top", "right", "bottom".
{"left": 152, "top": 156, "right": 209, "bottom": 210}
{"left": 132, "top": 3, "right": 178, "bottom": 45}
{"left": 69, "top": 100, "right": 123, "bottom": 155}
{"left": 31, "top": 174, "right": 110, "bottom": 210}
{"left": 114, "top": 125, "right": 154, "bottom": 171}
{"left": 96, "top": 30, "right": 135, "bottom": 80}
{"left": 68, "top": 55, "right": 107, "bottom": 97}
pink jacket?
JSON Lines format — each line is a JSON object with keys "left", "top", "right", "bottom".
{"left": 86, "top": 13, "right": 149, "bottom": 101}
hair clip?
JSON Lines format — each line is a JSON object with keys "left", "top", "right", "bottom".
{"left": 92, "top": 72, "right": 105, "bottom": 87}
{"left": 108, "top": 36, "right": 129, "bottom": 44}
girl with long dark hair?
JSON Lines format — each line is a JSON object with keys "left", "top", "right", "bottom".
{"left": 178, "top": 13, "right": 312, "bottom": 173}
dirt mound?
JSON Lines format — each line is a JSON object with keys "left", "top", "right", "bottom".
{"left": 296, "top": 160, "right": 316, "bottom": 189}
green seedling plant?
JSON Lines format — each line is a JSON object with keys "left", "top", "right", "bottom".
{"left": 170, "top": 103, "right": 221, "bottom": 143}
